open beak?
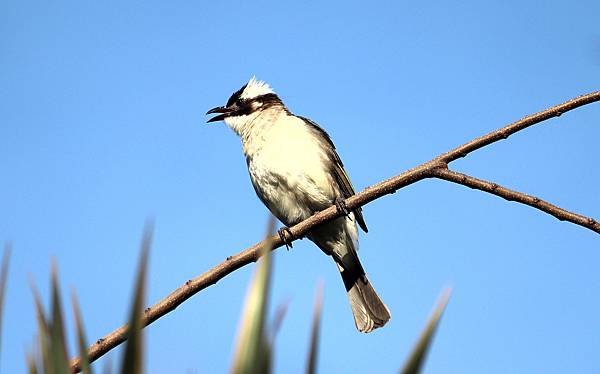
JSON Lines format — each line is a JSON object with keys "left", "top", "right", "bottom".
{"left": 206, "top": 106, "right": 233, "bottom": 123}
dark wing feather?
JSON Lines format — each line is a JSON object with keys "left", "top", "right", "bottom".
{"left": 298, "top": 116, "right": 368, "bottom": 233}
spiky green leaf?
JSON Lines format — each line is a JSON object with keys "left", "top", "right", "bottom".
{"left": 49, "top": 263, "right": 70, "bottom": 374}
{"left": 400, "top": 288, "right": 451, "bottom": 374}
{"left": 0, "top": 245, "right": 11, "bottom": 362}
{"left": 269, "top": 299, "right": 289, "bottom": 343}
{"left": 119, "top": 224, "right": 152, "bottom": 374}
{"left": 26, "top": 351, "right": 39, "bottom": 374}
{"left": 306, "top": 282, "right": 324, "bottom": 374}
{"left": 30, "top": 282, "right": 50, "bottom": 373}
{"left": 72, "top": 291, "right": 93, "bottom": 374}
{"left": 231, "top": 217, "right": 276, "bottom": 374}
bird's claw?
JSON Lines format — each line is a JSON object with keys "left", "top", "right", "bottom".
{"left": 335, "top": 197, "right": 350, "bottom": 217}
{"left": 278, "top": 227, "right": 294, "bottom": 250}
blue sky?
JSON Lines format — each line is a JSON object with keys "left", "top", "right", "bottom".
{"left": 1, "top": 1, "right": 599, "bottom": 373}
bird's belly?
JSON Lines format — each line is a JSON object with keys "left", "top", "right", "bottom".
{"left": 248, "top": 154, "right": 333, "bottom": 226}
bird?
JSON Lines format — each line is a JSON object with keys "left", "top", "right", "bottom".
{"left": 206, "top": 77, "right": 390, "bottom": 332}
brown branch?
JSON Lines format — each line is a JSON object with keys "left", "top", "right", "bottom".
{"left": 433, "top": 91, "right": 600, "bottom": 163}
{"left": 431, "top": 167, "right": 600, "bottom": 234}
{"left": 70, "top": 90, "right": 600, "bottom": 372}
{"left": 70, "top": 161, "right": 438, "bottom": 373}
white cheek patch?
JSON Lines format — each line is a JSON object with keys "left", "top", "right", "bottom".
{"left": 251, "top": 101, "right": 263, "bottom": 111}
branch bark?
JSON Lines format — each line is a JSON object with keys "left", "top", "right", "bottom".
{"left": 70, "top": 90, "right": 600, "bottom": 372}
{"left": 430, "top": 167, "right": 600, "bottom": 234}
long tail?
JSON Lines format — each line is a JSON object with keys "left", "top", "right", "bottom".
{"left": 307, "top": 215, "right": 390, "bottom": 332}
{"left": 339, "top": 263, "right": 391, "bottom": 333}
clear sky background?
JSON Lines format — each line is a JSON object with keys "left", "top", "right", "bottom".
{"left": 1, "top": 1, "right": 599, "bottom": 373}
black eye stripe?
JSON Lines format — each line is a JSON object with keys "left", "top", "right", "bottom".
{"left": 224, "top": 85, "right": 287, "bottom": 117}
{"left": 245, "top": 93, "right": 282, "bottom": 108}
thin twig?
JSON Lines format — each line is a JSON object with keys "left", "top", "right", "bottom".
{"left": 434, "top": 91, "right": 600, "bottom": 163}
{"left": 431, "top": 167, "right": 600, "bottom": 234}
{"left": 70, "top": 91, "right": 600, "bottom": 372}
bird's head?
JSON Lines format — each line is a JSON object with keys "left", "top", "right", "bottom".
{"left": 206, "top": 77, "right": 284, "bottom": 134}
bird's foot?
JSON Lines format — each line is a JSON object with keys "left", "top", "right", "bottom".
{"left": 334, "top": 197, "right": 350, "bottom": 217}
{"left": 278, "top": 227, "right": 294, "bottom": 250}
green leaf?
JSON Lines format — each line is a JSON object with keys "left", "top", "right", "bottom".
{"left": 26, "top": 351, "right": 39, "bottom": 374}
{"left": 30, "top": 264, "right": 73, "bottom": 374}
{"left": 400, "top": 288, "right": 452, "bottom": 374}
{"left": 305, "top": 282, "right": 324, "bottom": 374}
{"left": 30, "top": 281, "right": 50, "bottom": 373}
{"left": 72, "top": 290, "right": 93, "bottom": 374}
{"left": 49, "top": 263, "right": 70, "bottom": 374}
{"left": 0, "top": 244, "right": 11, "bottom": 362}
{"left": 119, "top": 223, "right": 152, "bottom": 374}
{"left": 230, "top": 217, "right": 276, "bottom": 374}
{"left": 269, "top": 299, "right": 289, "bottom": 343}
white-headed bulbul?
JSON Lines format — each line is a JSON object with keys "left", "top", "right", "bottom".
{"left": 207, "top": 77, "right": 390, "bottom": 332}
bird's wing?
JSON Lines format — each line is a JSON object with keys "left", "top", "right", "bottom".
{"left": 298, "top": 115, "right": 369, "bottom": 233}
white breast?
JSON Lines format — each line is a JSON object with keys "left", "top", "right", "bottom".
{"left": 243, "top": 113, "right": 336, "bottom": 225}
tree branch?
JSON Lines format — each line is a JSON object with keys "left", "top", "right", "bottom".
{"left": 433, "top": 91, "right": 600, "bottom": 163}
{"left": 70, "top": 90, "right": 600, "bottom": 372}
{"left": 431, "top": 167, "right": 600, "bottom": 234}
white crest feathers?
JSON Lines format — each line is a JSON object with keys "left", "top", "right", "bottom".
{"left": 241, "top": 76, "right": 275, "bottom": 99}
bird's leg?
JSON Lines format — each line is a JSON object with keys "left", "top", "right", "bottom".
{"left": 334, "top": 197, "right": 350, "bottom": 217}
{"left": 278, "top": 227, "right": 294, "bottom": 250}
